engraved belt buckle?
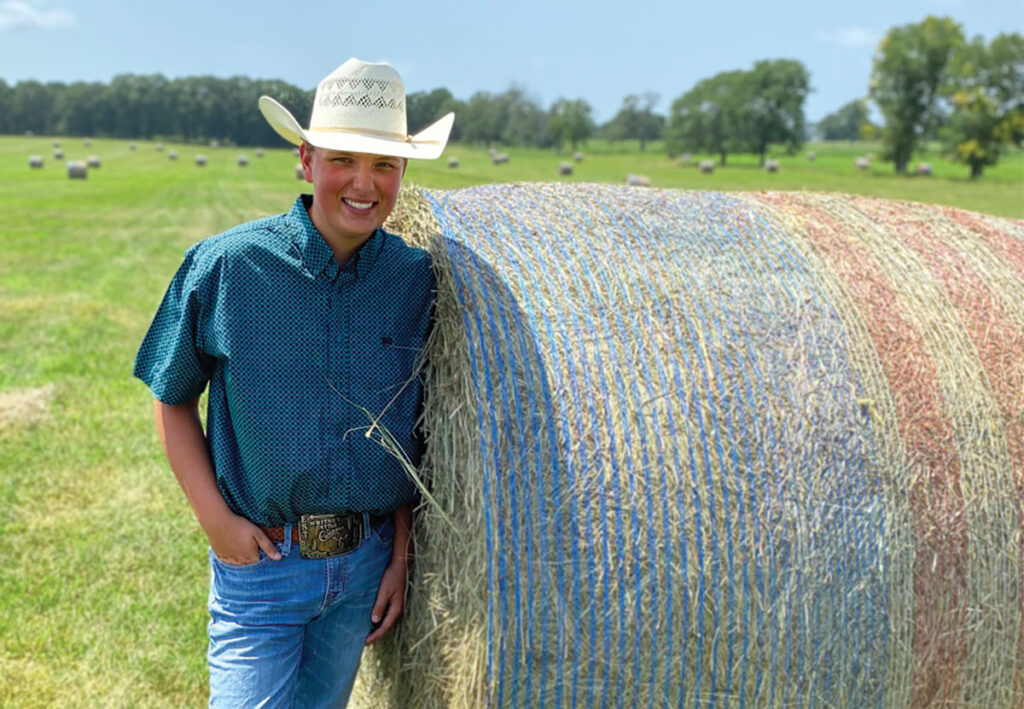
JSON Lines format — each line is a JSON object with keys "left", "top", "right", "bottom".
{"left": 298, "top": 513, "right": 362, "bottom": 560}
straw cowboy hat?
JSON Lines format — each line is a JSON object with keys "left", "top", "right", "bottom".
{"left": 258, "top": 58, "right": 454, "bottom": 160}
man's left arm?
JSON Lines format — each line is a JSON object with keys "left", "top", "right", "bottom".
{"left": 365, "top": 505, "right": 412, "bottom": 645}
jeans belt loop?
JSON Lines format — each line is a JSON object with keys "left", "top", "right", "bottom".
{"left": 281, "top": 523, "right": 293, "bottom": 554}
{"left": 362, "top": 512, "right": 371, "bottom": 540}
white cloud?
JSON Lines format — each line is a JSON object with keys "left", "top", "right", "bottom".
{"left": 814, "top": 27, "right": 880, "bottom": 49}
{"left": 0, "top": 1, "right": 76, "bottom": 31}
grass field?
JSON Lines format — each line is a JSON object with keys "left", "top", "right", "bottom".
{"left": 0, "top": 133, "right": 1021, "bottom": 707}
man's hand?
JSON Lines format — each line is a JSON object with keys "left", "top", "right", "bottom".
{"left": 206, "top": 510, "right": 281, "bottom": 566}
{"left": 366, "top": 507, "right": 412, "bottom": 645}
{"left": 365, "top": 558, "right": 406, "bottom": 644}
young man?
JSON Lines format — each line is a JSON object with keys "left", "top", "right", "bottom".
{"left": 134, "top": 58, "right": 453, "bottom": 707}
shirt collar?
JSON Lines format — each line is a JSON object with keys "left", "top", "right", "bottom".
{"left": 288, "top": 195, "right": 385, "bottom": 280}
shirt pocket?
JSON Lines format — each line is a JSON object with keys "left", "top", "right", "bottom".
{"left": 350, "top": 332, "right": 425, "bottom": 426}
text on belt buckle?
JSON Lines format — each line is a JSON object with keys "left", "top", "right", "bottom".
{"left": 298, "top": 513, "right": 362, "bottom": 559}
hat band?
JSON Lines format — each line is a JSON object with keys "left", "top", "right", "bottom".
{"left": 309, "top": 125, "right": 440, "bottom": 145}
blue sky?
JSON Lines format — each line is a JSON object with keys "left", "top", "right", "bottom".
{"left": 0, "top": 0, "right": 1020, "bottom": 124}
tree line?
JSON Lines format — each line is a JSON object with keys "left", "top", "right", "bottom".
{"left": 1, "top": 16, "right": 1019, "bottom": 178}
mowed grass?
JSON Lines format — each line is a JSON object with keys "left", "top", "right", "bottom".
{"left": 0, "top": 133, "right": 1021, "bottom": 707}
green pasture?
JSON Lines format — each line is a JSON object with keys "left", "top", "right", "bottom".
{"left": 0, "top": 133, "right": 1021, "bottom": 707}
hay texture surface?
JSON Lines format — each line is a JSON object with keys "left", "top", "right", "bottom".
{"left": 356, "top": 184, "right": 1024, "bottom": 708}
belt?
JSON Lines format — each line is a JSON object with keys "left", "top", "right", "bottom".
{"left": 259, "top": 512, "right": 389, "bottom": 559}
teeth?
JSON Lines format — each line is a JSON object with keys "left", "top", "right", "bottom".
{"left": 345, "top": 199, "right": 373, "bottom": 209}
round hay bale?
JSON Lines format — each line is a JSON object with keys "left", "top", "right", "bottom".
{"left": 916, "top": 163, "right": 933, "bottom": 176}
{"left": 573, "top": 152, "right": 585, "bottom": 163}
{"left": 237, "top": 155, "right": 249, "bottom": 167}
{"left": 256, "top": 148, "right": 265, "bottom": 158}
{"left": 66, "top": 161, "right": 87, "bottom": 179}
{"left": 210, "top": 140, "right": 220, "bottom": 149}
{"left": 53, "top": 149, "right": 64, "bottom": 160}
{"left": 156, "top": 143, "right": 164, "bottom": 152}
{"left": 679, "top": 152, "right": 692, "bottom": 165}
{"left": 558, "top": 161, "right": 573, "bottom": 176}
{"left": 83, "top": 138, "right": 91, "bottom": 147}
{"left": 293, "top": 147, "right": 301, "bottom": 157}
{"left": 699, "top": 160, "right": 715, "bottom": 174}
{"left": 807, "top": 151, "right": 817, "bottom": 161}
{"left": 625, "top": 173, "right": 651, "bottom": 186}
{"left": 28, "top": 155, "right": 43, "bottom": 169}
{"left": 448, "top": 157, "right": 460, "bottom": 169}
{"left": 855, "top": 156, "right": 871, "bottom": 170}
{"left": 764, "top": 159, "right": 780, "bottom": 173}
{"left": 86, "top": 155, "right": 101, "bottom": 168}
{"left": 129, "top": 142, "right": 137, "bottom": 151}
{"left": 357, "top": 183, "right": 1024, "bottom": 708}
{"left": 52, "top": 140, "right": 60, "bottom": 148}
{"left": 168, "top": 150, "right": 178, "bottom": 161}
{"left": 492, "top": 153, "right": 510, "bottom": 165}
{"left": 295, "top": 163, "right": 304, "bottom": 180}
{"left": 195, "top": 155, "right": 207, "bottom": 167}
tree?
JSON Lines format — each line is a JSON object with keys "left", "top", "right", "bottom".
{"left": 817, "top": 99, "right": 875, "bottom": 141}
{"left": 870, "top": 16, "right": 965, "bottom": 173}
{"left": 940, "top": 32, "right": 1024, "bottom": 178}
{"left": 665, "top": 70, "right": 747, "bottom": 165}
{"left": 406, "top": 88, "right": 461, "bottom": 138}
{"left": 548, "top": 98, "right": 594, "bottom": 151}
{"left": 743, "top": 59, "right": 810, "bottom": 165}
{"left": 603, "top": 93, "right": 664, "bottom": 151}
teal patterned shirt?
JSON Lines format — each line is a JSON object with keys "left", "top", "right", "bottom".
{"left": 134, "top": 195, "right": 433, "bottom": 525}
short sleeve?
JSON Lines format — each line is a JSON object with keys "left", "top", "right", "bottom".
{"left": 133, "top": 249, "right": 216, "bottom": 404}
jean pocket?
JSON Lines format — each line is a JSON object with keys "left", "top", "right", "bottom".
{"left": 208, "top": 546, "right": 278, "bottom": 571}
{"left": 370, "top": 519, "right": 395, "bottom": 548}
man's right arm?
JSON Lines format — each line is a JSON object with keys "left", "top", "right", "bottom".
{"left": 154, "top": 398, "right": 279, "bottom": 565}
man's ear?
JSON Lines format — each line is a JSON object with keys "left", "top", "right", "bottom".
{"left": 299, "top": 143, "right": 314, "bottom": 183}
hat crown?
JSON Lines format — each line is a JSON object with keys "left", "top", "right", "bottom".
{"left": 310, "top": 59, "right": 407, "bottom": 136}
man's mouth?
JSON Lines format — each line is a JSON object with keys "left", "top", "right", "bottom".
{"left": 343, "top": 198, "right": 374, "bottom": 210}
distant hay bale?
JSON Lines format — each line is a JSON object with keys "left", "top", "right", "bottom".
{"left": 916, "top": 163, "right": 933, "bottom": 176}
{"left": 256, "top": 148, "right": 265, "bottom": 158}
{"left": 28, "top": 155, "right": 43, "bottom": 169}
{"left": 447, "top": 157, "right": 459, "bottom": 169}
{"left": 86, "top": 155, "right": 101, "bottom": 168}
{"left": 354, "top": 183, "right": 1024, "bottom": 708}
{"left": 53, "top": 149, "right": 64, "bottom": 160}
{"left": 492, "top": 152, "right": 510, "bottom": 165}
{"left": 293, "top": 147, "right": 301, "bottom": 157}
{"left": 237, "top": 155, "right": 249, "bottom": 167}
{"left": 129, "top": 142, "right": 137, "bottom": 151}
{"left": 625, "top": 173, "right": 651, "bottom": 186}
{"left": 210, "top": 140, "right": 220, "bottom": 149}
{"left": 168, "top": 150, "right": 178, "bottom": 161}
{"left": 156, "top": 143, "right": 164, "bottom": 152}
{"left": 66, "top": 161, "right": 87, "bottom": 179}
{"left": 807, "top": 151, "right": 817, "bottom": 161}
{"left": 83, "top": 138, "right": 91, "bottom": 147}
{"left": 856, "top": 156, "right": 871, "bottom": 170}
{"left": 52, "top": 140, "right": 60, "bottom": 148}
{"left": 699, "top": 160, "right": 715, "bottom": 173}
{"left": 295, "top": 163, "right": 304, "bottom": 179}
{"left": 764, "top": 159, "right": 780, "bottom": 173}
{"left": 679, "top": 152, "right": 692, "bottom": 165}
{"left": 573, "top": 152, "right": 585, "bottom": 163}
{"left": 195, "top": 155, "right": 207, "bottom": 167}
{"left": 558, "top": 161, "right": 573, "bottom": 176}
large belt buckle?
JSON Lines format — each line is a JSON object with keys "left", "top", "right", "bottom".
{"left": 298, "top": 513, "right": 362, "bottom": 560}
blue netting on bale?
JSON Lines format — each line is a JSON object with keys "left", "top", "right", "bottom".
{"left": 354, "top": 183, "right": 1023, "bottom": 708}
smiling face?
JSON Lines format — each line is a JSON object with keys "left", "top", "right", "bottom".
{"left": 300, "top": 143, "right": 406, "bottom": 258}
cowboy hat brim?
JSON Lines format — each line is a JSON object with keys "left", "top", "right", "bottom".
{"left": 258, "top": 96, "right": 453, "bottom": 160}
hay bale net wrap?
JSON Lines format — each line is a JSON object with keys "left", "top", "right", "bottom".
{"left": 356, "top": 183, "right": 1023, "bottom": 708}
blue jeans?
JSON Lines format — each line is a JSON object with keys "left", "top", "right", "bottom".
{"left": 207, "top": 517, "right": 394, "bottom": 708}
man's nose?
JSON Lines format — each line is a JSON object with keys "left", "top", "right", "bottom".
{"left": 351, "top": 162, "right": 374, "bottom": 189}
